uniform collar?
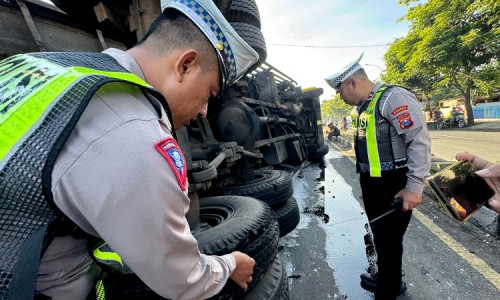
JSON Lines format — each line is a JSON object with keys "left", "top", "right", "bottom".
{"left": 102, "top": 48, "right": 146, "bottom": 81}
{"left": 358, "top": 82, "right": 384, "bottom": 110}
{"left": 102, "top": 48, "right": 174, "bottom": 134}
{"left": 368, "top": 82, "right": 384, "bottom": 100}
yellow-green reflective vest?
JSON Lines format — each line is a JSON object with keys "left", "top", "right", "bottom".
{"left": 351, "top": 85, "right": 389, "bottom": 177}
{"left": 0, "top": 52, "right": 166, "bottom": 299}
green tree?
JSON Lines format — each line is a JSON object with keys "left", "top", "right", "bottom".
{"left": 385, "top": 0, "right": 499, "bottom": 125}
{"left": 320, "top": 94, "right": 351, "bottom": 123}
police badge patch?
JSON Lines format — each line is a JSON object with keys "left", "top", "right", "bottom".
{"left": 155, "top": 137, "right": 187, "bottom": 191}
{"left": 391, "top": 105, "right": 408, "bottom": 116}
{"left": 396, "top": 113, "right": 414, "bottom": 129}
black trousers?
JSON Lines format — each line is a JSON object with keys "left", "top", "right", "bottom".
{"left": 360, "top": 168, "right": 412, "bottom": 299}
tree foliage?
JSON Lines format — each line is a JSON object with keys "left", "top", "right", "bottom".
{"left": 320, "top": 94, "right": 351, "bottom": 123}
{"left": 384, "top": 0, "right": 499, "bottom": 125}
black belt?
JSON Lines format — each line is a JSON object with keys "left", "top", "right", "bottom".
{"left": 358, "top": 158, "right": 408, "bottom": 173}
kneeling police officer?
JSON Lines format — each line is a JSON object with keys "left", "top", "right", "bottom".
{"left": 0, "top": 0, "right": 259, "bottom": 299}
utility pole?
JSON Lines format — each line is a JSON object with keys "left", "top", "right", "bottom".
{"left": 365, "top": 63, "right": 383, "bottom": 82}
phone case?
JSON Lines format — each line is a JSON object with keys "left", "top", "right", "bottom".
{"left": 426, "top": 160, "right": 493, "bottom": 222}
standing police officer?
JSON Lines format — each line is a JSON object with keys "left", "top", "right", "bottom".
{"left": 0, "top": 0, "right": 259, "bottom": 299}
{"left": 325, "top": 53, "right": 431, "bottom": 299}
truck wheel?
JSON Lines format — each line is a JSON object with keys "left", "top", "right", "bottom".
{"left": 216, "top": 170, "right": 292, "bottom": 208}
{"left": 225, "top": 0, "right": 262, "bottom": 29}
{"left": 307, "top": 143, "right": 329, "bottom": 160}
{"left": 195, "top": 196, "right": 279, "bottom": 298}
{"left": 273, "top": 196, "right": 300, "bottom": 237}
{"left": 229, "top": 22, "right": 267, "bottom": 68}
{"left": 86, "top": 196, "right": 279, "bottom": 300}
{"left": 242, "top": 254, "right": 289, "bottom": 300}
{"left": 316, "top": 143, "right": 329, "bottom": 157}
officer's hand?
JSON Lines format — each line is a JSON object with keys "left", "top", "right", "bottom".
{"left": 456, "top": 152, "right": 500, "bottom": 213}
{"left": 395, "top": 189, "right": 422, "bottom": 211}
{"left": 230, "top": 251, "right": 255, "bottom": 289}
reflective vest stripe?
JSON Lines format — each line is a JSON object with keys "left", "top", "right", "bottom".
{"left": 71, "top": 66, "right": 150, "bottom": 86}
{"left": 0, "top": 55, "right": 72, "bottom": 160}
{"left": 365, "top": 86, "right": 388, "bottom": 177}
{"left": 0, "top": 55, "right": 151, "bottom": 161}
{"left": 95, "top": 279, "right": 106, "bottom": 300}
{"left": 92, "top": 241, "right": 126, "bottom": 299}
{"left": 93, "top": 244, "right": 124, "bottom": 268}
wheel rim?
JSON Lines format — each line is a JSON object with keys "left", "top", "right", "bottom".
{"left": 220, "top": 171, "right": 272, "bottom": 188}
{"left": 198, "top": 205, "right": 235, "bottom": 232}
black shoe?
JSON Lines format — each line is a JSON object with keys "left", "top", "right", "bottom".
{"left": 360, "top": 272, "right": 377, "bottom": 290}
{"left": 399, "top": 281, "right": 407, "bottom": 294}
{"left": 360, "top": 273, "right": 407, "bottom": 295}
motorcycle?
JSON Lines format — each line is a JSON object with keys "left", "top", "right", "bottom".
{"left": 433, "top": 110, "right": 466, "bottom": 129}
{"left": 446, "top": 111, "right": 466, "bottom": 128}
{"left": 433, "top": 111, "right": 445, "bottom": 130}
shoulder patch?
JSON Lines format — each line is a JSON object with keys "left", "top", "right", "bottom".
{"left": 155, "top": 137, "right": 187, "bottom": 191}
{"left": 396, "top": 113, "right": 414, "bottom": 129}
{"left": 391, "top": 105, "right": 408, "bottom": 115}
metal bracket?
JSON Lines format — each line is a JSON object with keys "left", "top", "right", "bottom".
{"left": 16, "top": 0, "right": 46, "bottom": 51}
{"left": 191, "top": 148, "right": 234, "bottom": 182}
{"left": 96, "top": 29, "right": 108, "bottom": 50}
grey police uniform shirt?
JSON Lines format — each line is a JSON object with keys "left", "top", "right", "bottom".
{"left": 37, "top": 48, "right": 236, "bottom": 300}
{"left": 362, "top": 82, "right": 431, "bottom": 193}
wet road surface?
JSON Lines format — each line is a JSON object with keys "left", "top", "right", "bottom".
{"left": 280, "top": 140, "right": 500, "bottom": 300}
{"left": 280, "top": 146, "right": 373, "bottom": 299}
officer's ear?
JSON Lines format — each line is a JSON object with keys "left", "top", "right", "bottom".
{"left": 346, "top": 78, "right": 355, "bottom": 90}
{"left": 175, "top": 49, "right": 201, "bottom": 82}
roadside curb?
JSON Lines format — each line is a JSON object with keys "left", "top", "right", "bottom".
{"left": 331, "top": 136, "right": 352, "bottom": 147}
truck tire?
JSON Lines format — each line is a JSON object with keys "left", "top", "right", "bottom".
{"left": 195, "top": 196, "right": 279, "bottom": 299}
{"left": 307, "top": 143, "right": 329, "bottom": 160}
{"left": 229, "top": 22, "right": 267, "bottom": 67}
{"left": 273, "top": 196, "right": 300, "bottom": 237}
{"left": 208, "top": 221, "right": 280, "bottom": 300}
{"left": 225, "top": 0, "right": 261, "bottom": 28}
{"left": 216, "top": 170, "right": 292, "bottom": 208}
{"left": 316, "top": 143, "right": 329, "bottom": 157}
{"left": 86, "top": 196, "right": 278, "bottom": 300}
{"left": 242, "top": 254, "right": 289, "bottom": 300}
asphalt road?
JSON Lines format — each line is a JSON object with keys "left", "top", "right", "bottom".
{"left": 280, "top": 138, "right": 500, "bottom": 300}
{"left": 429, "top": 129, "right": 500, "bottom": 163}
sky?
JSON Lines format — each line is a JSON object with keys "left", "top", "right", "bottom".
{"left": 254, "top": 0, "right": 411, "bottom": 101}
{"left": 38, "top": 0, "right": 410, "bottom": 101}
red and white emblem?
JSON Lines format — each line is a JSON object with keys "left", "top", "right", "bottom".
{"left": 391, "top": 105, "right": 408, "bottom": 115}
{"left": 155, "top": 137, "right": 187, "bottom": 191}
{"left": 396, "top": 113, "right": 414, "bottom": 129}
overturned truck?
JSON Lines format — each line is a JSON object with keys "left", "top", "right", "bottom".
{"left": 0, "top": 0, "right": 328, "bottom": 299}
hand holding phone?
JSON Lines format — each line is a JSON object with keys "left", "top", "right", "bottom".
{"left": 456, "top": 152, "right": 500, "bottom": 213}
{"left": 426, "top": 160, "right": 495, "bottom": 222}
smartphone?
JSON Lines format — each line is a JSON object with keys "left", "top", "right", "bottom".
{"left": 426, "top": 160, "right": 495, "bottom": 222}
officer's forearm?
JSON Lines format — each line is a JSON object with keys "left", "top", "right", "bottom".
{"left": 404, "top": 128, "right": 431, "bottom": 193}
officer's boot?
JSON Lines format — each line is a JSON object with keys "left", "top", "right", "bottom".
{"left": 360, "top": 271, "right": 407, "bottom": 295}
{"left": 360, "top": 272, "right": 377, "bottom": 290}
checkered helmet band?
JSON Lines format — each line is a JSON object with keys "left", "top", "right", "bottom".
{"left": 333, "top": 63, "right": 361, "bottom": 89}
{"left": 170, "top": 0, "right": 237, "bottom": 84}
{"left": 325, "top": 53, "right": 364, "bottom": 89}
